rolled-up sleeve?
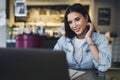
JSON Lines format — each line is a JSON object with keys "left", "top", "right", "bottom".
{"left": 93, "top": 35, "right": 112, "bottom": 72}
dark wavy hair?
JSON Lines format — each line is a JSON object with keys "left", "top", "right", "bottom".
{"left": 64, "top": 3, "right": 95, "bottom": 38}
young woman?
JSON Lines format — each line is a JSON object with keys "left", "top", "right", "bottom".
{"left": 54, "top": 3, "right": 111, "bottom": 72}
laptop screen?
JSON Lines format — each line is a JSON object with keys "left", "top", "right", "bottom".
{"left": 0, "top": 48, "right": 70, "bottom": 80}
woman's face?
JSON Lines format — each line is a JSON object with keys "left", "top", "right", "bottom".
{"left": 67, "top": 12, "right": 88, "bottom": 36}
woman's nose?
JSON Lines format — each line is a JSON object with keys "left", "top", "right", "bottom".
{"left": 72, "top": 22, "right": 77, "bottom": 28}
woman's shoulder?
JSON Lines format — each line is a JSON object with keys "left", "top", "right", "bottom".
{"left": 92, "top": 32, "right": 108, "bottom": 42}
{"left": 93, "top": 32, "right": 106, "bottom": 38}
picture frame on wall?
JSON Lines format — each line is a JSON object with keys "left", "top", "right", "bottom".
{"left": 14, "top": 1, "right": 27, "bottom": 17}
{"left": 98, "top": 8, "right": 111, "bottom": 26}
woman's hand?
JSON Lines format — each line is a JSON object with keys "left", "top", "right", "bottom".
{"left": 85, "top": 23, "right": 94, "bottom": 40}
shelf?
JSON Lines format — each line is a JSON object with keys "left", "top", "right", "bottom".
{"left": 14, "top": 5, "right": 68, "bottom": 27}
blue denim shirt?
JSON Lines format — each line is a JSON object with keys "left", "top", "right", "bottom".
{"left": 54, "top": 32, "right": 111, "bottom": 72}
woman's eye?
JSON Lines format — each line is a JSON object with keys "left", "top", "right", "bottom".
{"left": 75, "top": 17, "right": 80, "bottom": 21}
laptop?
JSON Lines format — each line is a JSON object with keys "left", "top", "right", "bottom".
{"left": 0, "top": 48, "right": 70, "bottom": 80}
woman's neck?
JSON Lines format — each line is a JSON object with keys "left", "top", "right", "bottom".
{"left": 76, "top": 29, "right": 87, "bottom": 39}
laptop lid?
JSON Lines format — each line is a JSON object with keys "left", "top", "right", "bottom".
{"left": 0, "top": 48, "right": 70, "bottom": 80}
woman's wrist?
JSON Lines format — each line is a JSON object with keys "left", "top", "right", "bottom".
{"left": 86, "top": 37, "right": 95, "bottom": 46}
{"left": 86, "top": 37, "right": 92, "bottom": 43}
{"left": 88, "top": 42, "right": 96, "bottom": 46}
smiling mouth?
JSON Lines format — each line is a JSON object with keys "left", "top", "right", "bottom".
{"left": 74, "top": 28, "right": 80, "bottom": 32}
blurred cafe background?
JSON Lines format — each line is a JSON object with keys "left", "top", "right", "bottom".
{"left": 0, "top": 0, "right": 120, "bottom": 50}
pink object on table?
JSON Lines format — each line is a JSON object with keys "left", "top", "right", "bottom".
{"left": 15, "top": 34, "right": 45, "bottom": 48}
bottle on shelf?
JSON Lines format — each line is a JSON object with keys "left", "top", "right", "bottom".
{"left": 23, "top": 22, "right": 32, "bottom": 35}
{"left": 38, "top": 26, "right": 45, "bottom": 36}
{"left": 32, "top": 25, "right": 38, "bottom": 35}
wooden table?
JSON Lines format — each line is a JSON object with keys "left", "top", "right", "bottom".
{"left": 73, "top": 69, "right": 120, "bottom": 80}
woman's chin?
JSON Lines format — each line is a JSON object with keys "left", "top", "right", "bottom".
{"left": 75, "top": 32, "right": 82, "bottom": 35}
{"left": 75, "top": 31, "right": 82, "bottom": 35}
